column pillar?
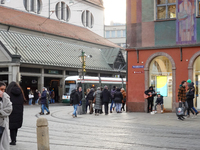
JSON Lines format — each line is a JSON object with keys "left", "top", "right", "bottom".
{"left": 38, "top": 68, "right": 44, "bottom": 92}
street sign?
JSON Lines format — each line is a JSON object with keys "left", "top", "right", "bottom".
{"left": 132, "top": 65, "right": 144, "bottom": 69}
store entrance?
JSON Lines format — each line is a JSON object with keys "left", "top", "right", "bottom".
{"left": 20, "top": 76, "right": 38, "bottom": 101}
{"left": 193, "top": 56, "right": 200, "bottom": 109}
{"left": 44, "top": 77, "right": 60, "bottom": 102}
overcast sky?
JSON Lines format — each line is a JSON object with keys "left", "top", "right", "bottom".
{"left": 103, "top": 0, "right": 126, "bottom": 25}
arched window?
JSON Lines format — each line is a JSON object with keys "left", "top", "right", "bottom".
{"left": 82, "top": 10, "right": 94, "bottom": 28}
{"left": 23, "top": 0, "right": 42, "bottom": 14}
{"left": 149, "top": 56, "right": 172, "bottom": 109}
{"left": 55, "top": 2, "right": 71, "bottom": 22}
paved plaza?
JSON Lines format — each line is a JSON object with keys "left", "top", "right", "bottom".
{"left": 10, "top": 104, "right": 200, "bottom": 150}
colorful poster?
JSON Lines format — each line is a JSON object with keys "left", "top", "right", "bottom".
{"left": 176, "top": 0, "right": 196, "bottom": 44}
{"left": 157, "top": 76, "right": 168, "bottom": 97}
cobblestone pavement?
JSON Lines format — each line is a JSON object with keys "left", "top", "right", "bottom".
{"left": 10, "top": 104, "right": 200, "bottom": 150}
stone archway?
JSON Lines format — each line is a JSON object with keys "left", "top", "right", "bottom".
{"left": 188, "top": 51, "right": 200, "bottom": 80}
{"left": 144, "top": 52, "right": 176, "bottom": 112}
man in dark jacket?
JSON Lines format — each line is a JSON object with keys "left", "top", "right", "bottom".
{"left": 114, "top": 88, "right": 123, "bottom": 113}
{"left": 40, "top": 87, "right": 50, "bottom": 115}
{"left": 110, "top": 86, "right": 116, "bottom": 113}
{"left": 153, "top": 94, "right": 163, "bottom": 114}
{"left": 101, "top": 85, "right": 111, "bottom": 115}
{"left": 144, "top": 86, "right": 157, "bottom": 113}
{"left": 70, "top": 89, "right": 80, "bottom": 118}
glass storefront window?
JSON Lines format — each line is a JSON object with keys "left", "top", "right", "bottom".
{"left": 149, "top": 56, "right": 172, "bottom": 109}
{"left": 193, "top": 56, "right": 200, "bottom": 109}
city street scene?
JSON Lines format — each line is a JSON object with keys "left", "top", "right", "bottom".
{"left": 0, "top": 0, "right": 200, "bottom": 150}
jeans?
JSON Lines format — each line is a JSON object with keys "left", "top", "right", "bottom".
{"left": 35, "top": 99, "right": 39, "bottom": 104}
{"left": 110, "top": 100, "right": 115, "bottom": 111}
{"left": 116, "top": 103, "right": 121, "bottom": 112}
{"left": 41, "top": 104, "right": 50, "bottom": 113}
{"left": 50, "top": 98, "right": 55, "bottom": 103}
{"left": 192, "top": 107, "right": 198, "bottom": 113}
{"left": 73, "top": 104, "right": 78, "bottom": 116}
{"left": 29, "top": 98, "right": 32, "bottom": 105}
{"left": 154, "top": 104, "right": 163, "bottom": 111}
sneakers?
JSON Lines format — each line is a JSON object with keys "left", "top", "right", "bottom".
{"left": 10, "top": 141, "right": 16, "bottom": 145}
{"left": 187, "top": 115, "right": 190, "bottom": 118}
{"left": 72, "top": 114, "right": 75, "bottom": 118}
{"left": 161, "top": 110, "right": 163, "bottom": 113}
{"left": 196, "top": 112, "right": 199, "bottom": 115}
{"left": 39, "top": 112, "right": 44, "bottom": 115}
{"left": 46, "top": 112, "right": 50, "bottom": 115}
{"left": 110, "top": 111, "right": 112, "bottom": 113}
{"left": 151, "top": 111, "right": 155, "bottom": 115}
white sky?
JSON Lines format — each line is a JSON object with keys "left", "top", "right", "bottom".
{"left": 103, "top": 0, "right": 126, "bottom": 25}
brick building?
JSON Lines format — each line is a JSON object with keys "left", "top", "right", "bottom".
{"left": 126, "top": 0, "right": 200, "bottom": 112}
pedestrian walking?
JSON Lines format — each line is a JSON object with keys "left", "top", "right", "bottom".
{"left": 177, "top": 81, "right": 187, "bottom": 120}
{"left": 144, "top": 86, "right": 157, "bottom": 113}
{"left": 101, "top": 86, "right": 112, "bottom": 115}
{"left": 121, "top": 88, "right": 126, "bottom": 111}
{"left": 46, "top": 88, "right": 50, "bottom": 109}
{"left": 77, "top": 87, "right": 83, "bottom": 115}
{"left": 0, "top": 81, "right": 13, "bottom": 150}
{"left": 186, "top": 83, "right": 197, "bottom": 118}
{"left": 28, "top": 90, "right": 34, "bottom": 105}
{"left": 86, "top": 88, "right": 94, "bottom": 114}
{"left": 114, "top": 88, "right": 123, "bottom": 113}
{"left": 39, "top": 87, "right": 50, "bottom": 115}
{"left": 70, "top": 89, "right": 80, "bottom": 118}
{"left": 187, "top": 79, "right": 199, "bottom": 116}
{"left": 110, "top": 86, "right": 116, "bottom": 113}
{"left": 86, "top": 88, "right": 90, "bottom": 113}
{"left": 6, "top": 82, "right": 24, "bottom": 145}
{"left": 93, "top": 87, "right": 102, "bottom": 116}
{"left": 34, "top": 89, "right": 39, "bottom": 105}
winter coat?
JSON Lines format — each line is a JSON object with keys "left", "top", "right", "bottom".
{"left": 87, "top": 90, "right": 94, "bottom": 100}
{"left": 155, "top": 97, "right": 163, "bottom": 105}
{"left": 178, "top": 85, "right": 186, "bottom": 102}
{"left": 144, "top": 86, "right": 156, "bottom": 101}
{"left": 114, "top": 89, "right": 123, "bottom": 103}
{"left": 41, "top": 90, "right": 47, "bottom": 104}
{"left": 186, "top": 85, "right": 195, "bottom": 108}
{"left": 0, "top": 92, "right": 12, "bottom": 150}
{"left": 94, "top": 90, "right": 102, "bottom": 110}
{"left": 101, "top": 89, "right": 112, "bottom": 103}
{"left": 121, "top": 90, "right": 126, "bottom": 103}
{"left": 8, "top": 87, "right": 24, "bottom": 130}
{"left": 110, "top": 89, "right": 116, "bottom": 99}
{"left": 70, "top": 90, "right": 80, "bottom": 105}
{"left": 51, "top": 91, "right": 55, "bottom": 99}
{"left": 77, "top": 91, "right": 83, "bottom": 101}
{"left": 34, "top": 91, "right": 39, "bottom": 101}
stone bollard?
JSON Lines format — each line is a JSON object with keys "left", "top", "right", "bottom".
{"left": 36, "top": 118, "right": 50, "bottom": 150}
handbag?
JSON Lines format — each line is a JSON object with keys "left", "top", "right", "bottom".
{"left": 0, "top": 126, "right": 5, "bottom": 140}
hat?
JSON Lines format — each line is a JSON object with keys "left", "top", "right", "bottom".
{"left": 187, "top": 79, "right": 192, "bottom": 83}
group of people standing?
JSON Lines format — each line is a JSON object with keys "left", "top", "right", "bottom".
{"left": 70, "top": 85, "right": 126, "bottom": 118}
{"left": 0, "top": 81, "right": 24, "bottom": 149}
{"left": 177, "top": 79, "right": 199, "bottom": 120}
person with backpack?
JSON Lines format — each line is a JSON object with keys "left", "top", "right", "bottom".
{"left": 70, "top": 89, "right": 80, "bottom": 118}
{"left": 110, "top": 86, "right": 116, "bottom": 113}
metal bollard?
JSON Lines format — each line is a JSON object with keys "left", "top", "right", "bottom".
{"left": 36, "top": 118, "right": 50, "bottom": 150}
{"left": 82, "top": 98, "right": 86, "bottom": 114}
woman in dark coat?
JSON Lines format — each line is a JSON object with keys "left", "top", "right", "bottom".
{"left": 114, "top": 88, "right": 123, "bottom": 113}
{"left": 6, "top": 81, "right": 25, "bottom": 145}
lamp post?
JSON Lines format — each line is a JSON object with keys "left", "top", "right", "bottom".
{"left": 79, "top": 50, "right": 87, "bottom": 114}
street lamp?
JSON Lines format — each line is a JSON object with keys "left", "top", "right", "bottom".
{"left": 79, "top": 50, "right": 87, "bottom": 114}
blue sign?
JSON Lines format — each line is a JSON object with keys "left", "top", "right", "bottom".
{"left": 132, "top": 65, "right": 144, "bottom": 69}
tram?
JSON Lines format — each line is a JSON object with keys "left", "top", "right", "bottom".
{"left": 62, "top": 76, "right": 126, "bottom": 103}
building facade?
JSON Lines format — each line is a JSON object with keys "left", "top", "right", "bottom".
{"left": 105, "top": 22, "right": 126, "bottom": 48}
{"left": 0, "top": 6, "right": 125, "bottom": 102}
{"left": 126, "top": 0, "right": 200, "bottom": 112}
{"left": 0, "top": 0, "right": 104, "bottom": 36}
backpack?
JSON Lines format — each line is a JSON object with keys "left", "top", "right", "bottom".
{"left": 111, "top": 89, "right": 116, "bottom": 99}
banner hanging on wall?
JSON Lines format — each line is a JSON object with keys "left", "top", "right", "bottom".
{"left": 157, "top": 76, "right": 168, "bottom": 97}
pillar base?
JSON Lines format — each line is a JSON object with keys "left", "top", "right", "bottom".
{"left": 126, "top": 102, "right": 145, "bottom": 112}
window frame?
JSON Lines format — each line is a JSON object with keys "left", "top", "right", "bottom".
{"left": 155, "top": 0, "right": 176, "bottom": 20}
{"left": 198, "top": 0, "right": 200, "bottom": 16}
